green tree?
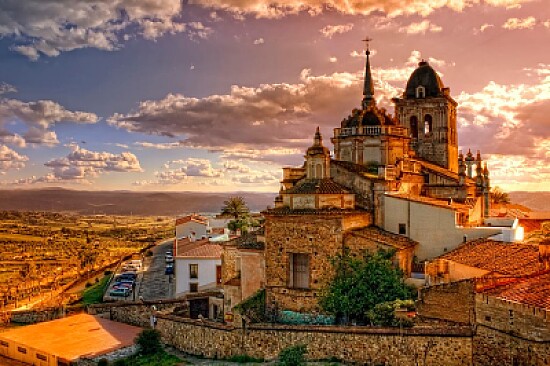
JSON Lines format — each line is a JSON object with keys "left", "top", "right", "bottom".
{"left": 490, "top": 186, "right": 511, "bottom": 204}
{"left": 135, "top": 329, "right": 163, "bottom": 355}
{"left": 221, "top": 196, "right": 250, "bottom": 220}
{"left": 319, "top": 249, "right": 414, "bottom": 324}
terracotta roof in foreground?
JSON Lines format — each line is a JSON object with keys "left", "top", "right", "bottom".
{"left": 176, "top": 214, "right": 208, "bottom": 226}
{"left": 347, "top": 226, "right": 418, "bottom": 250}
{"left": 438, "top": 238, "right": 542, "bottom": 276}
{"left": 179, "top": 242, "right": 223, "bottom": 259}
{"left": 482, "top": 272, "right": 550, "bottom": 309}
{"left": 284, "top": 178, "right": 351, "bottom": 195}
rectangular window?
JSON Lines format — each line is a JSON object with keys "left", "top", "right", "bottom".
{"left": 0, "top": 340, "right": 8, "bottom": 347}
{"left": 398, "top": 223, "right": 407, "bottom": 235}
{"left": 189, "top": 264, "right": 198, "bottom": 279}
{"left": 289, "top": 253, "right": 309, "bottom": 289}
{"left": 190, "top": 283, "right": 198, "bottom": 293}
{"left": 18, "top": 347, "right": 27, "bottom": 354}
{"left": 37, "top": 354, "right": 47, "bottom": 361}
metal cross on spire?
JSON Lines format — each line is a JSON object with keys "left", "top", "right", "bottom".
{"left": 362, "top": 37, "right": 372, "bottom": 52}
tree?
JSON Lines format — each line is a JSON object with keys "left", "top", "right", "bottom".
{"left": 221, "top": 196, "right": 250, "bottom": 220}
{"left": 135, "top": 329, "right": 163, "bottom": 355}
{"left": 490, "top": 186, "right": 510, "bottom": 204}
{"left": 319, "top": 249, "right": 414, "bottom": 324}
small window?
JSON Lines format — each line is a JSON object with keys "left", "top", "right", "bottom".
{"left": 37, "top": 354, "right": 47, "bottom": 361}
{"left": 485, "top": 315, "right": 491, "bottom": 322}
{"left": 416, "top": 86, "right": 426, "bottom": 98}
{"left": 216, "top": 265, "right": 222, "bottom": 285}
{"left": 410, "top": 116, "right": 418, "bottom": 139}
{"left": 289, "top": 253, "right": 310, "bottom": 289}
{"left": 0, "top": 340, "right": 8, "bottom": 347}
{"left": 18, "top": 346, "right": 27, "bottom": 354}
{"left": 190, "top": 283, "right": 198, "bottom": 293}
{"left": 424, "top": 114, "right": 433, "bottom": 136}
{"left": 509, "top": 309, "right": 514, "bottom": 325}
{"left": 398, "top": 223, "right": 407, "bottom": 235}
{"left": 189, "top": 264, "right": 198, "bottom": 279}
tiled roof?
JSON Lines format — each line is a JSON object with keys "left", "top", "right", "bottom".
{"left": 347, "top": 226, "right": 418, "bottom": 250}
{"left": 414, "top": 159, "right": 461, "bottom": 182}
{"left": 387, "top": 193, "right": 472, "bottom": 213}
{"left": 438, "top": 238, "right": 542, "bottom": 276}
{"left": 176, "top": 214, "right": 208, "bottom": 226}
{"left": 483, "top": 272, "right": 550, "bottom": 309}
{"left": 284, "top": 178, "right": 351, "bottom": 195}
{"left": 179, "top": 242, "right": 222, "bottom": 259}
{"left": 263, "top": 207, "right": 366, "bottom": 216}
{"left": 176, "top": 237, "right": 210, "bottom": 256}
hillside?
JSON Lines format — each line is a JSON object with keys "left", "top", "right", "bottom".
{"left": 509, "top": 191, "right": 550, "bottom": 212}
{"left": 0, "top": 188, "right": 275, "bottom": 216}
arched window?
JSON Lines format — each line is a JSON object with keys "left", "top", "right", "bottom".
{"left": 410, "top": 116, "right": 418, "bottom": 139}
{"left": 424, "top": 114, "right": 433, "bottom": 136}
{"left": 416, "top": 86, "right": 425, "bottom": 98}
{"left": 315, "top": 163, "right": 322, "bottom": 178}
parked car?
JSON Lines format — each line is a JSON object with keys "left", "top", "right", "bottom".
{"left": 165, "top": 251, "right": 173, "bottom": 257}
{"left": 109, "top": 288, "right": 130, "bottom": 297}
{"left": 165, "top": 265, "right": 174, "bottom": 275}
{"left": 165, "top": 255, "right": 174, "bottom": 263}
{"left": 112, "top": 283, "right": 132, "bottom": 290}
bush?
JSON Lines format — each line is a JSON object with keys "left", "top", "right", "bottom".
{"left": 278, "top": 344, "right": 307, "bottom": 366}
{"left": 226, "top": 354, "right": 264, "bottom": 363}
{"left": 135, "top": 329, "right": 163, "bottom": 355}
{"left": 366, "top": 299, "right": 415, "bottom": 327}
{"left": 104, "top": 270, "right": 113, "bottom": 276}
{"left": 113, "top": 359, "right": 127, "bottom": 366}
{"left": 233, "top": 289, "right": 266, "bottom": 323}
{"left": 85, "top": 282, "right": 92, "bottom": 288}
{"left": 97, "top": 358, "right": 109, "bottom": 366}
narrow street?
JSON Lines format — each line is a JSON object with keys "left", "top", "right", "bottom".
{"left": 138, "top": 239, "right": 175, "bottom": 300}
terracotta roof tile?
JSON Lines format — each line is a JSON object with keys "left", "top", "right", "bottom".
{"left": 347, "top": 226, "right": 418, "bottom": 250}
{"left": 483, "top": 272, "right": 550, "bottom": 309}
{"left": 176, "top": 214, "right": 208, "bottom": 226}
{"left": 284, "top": 178, "right": 351, "bottom": 195}
{"left": 179, "top": 242, "right": 222, "bottom": 259}
{"left": 438, "top": 238, "right": 542, "bottom": 276}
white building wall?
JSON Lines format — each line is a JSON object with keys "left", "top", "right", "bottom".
{"left": 384, "top": 195, "right": 500, "bottom": 260}
{"left": 175, "top": 221, "right": 208, "bottom": 240}
{"left": 175, "top": 257, "right": 221, "bottom": 297}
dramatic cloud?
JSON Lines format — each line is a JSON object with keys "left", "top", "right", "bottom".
{"left": 165, "top": 158, "right": 223, "bottom": 177}
{"left": 399, "top": 20, "right": 442, "bottom": 34}
{"left": 0, "top": 0, "right": 211, "bottom": 59}
{"left": 502, "top": 16, "right": 537, "bottom": 30}
{"left": 0, "top": 145, "right": 28, "bottom": 172}
{"left": 190, "top": 0, "right": 533, "bottom": 19}
{"left": 0, "top": 83, "right": 17, "bottom": 95}
{"left": 253, "top": 38, "right": 265, "bottom": 45}
{"left": 42, "top": 144, "right": 142, "bottom": 182}
{"left": 320, "top": 23, "right": 354, "bottom": 38}
{"left": 0, "top": 97, "right": 98, "bottom": 147}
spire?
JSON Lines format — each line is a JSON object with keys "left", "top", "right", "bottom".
{"left": 362, "top": 37, "right": 374, "bottom": 108}
{"left": 314, "top": 126, "right": 322, "bottom": 146}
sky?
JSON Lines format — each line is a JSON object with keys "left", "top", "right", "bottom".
{"left": 0, "top": 0, "right": 549, "bottom": 193}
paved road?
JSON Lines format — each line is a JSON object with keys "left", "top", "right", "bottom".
{"left": 138, "top": 239, "right": 175, "bottom": 300}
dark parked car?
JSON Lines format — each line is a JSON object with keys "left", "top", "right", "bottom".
{"left": 109, "top": 288, "right": 130, "bottom": 297}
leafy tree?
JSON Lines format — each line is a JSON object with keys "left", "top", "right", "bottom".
{"left": 277, "top": 344, "right": 307, "bottom": 366}
{"left": 221, "top": 196, "right": 250, "bottom": 220}
{"left": 319, "top": 249, "right": 414, "bottom": 324}
{"left": 490, "top": 186, "right": 510, "bottom": 204}
{"left": 135, "top": 329, "right": 163, "bottom": 355}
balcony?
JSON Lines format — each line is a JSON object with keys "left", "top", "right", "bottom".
{"left": 334, "top": 126, "right": 407, "bottom": 138}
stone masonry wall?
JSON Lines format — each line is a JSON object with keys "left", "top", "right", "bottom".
{"left": 155, "top": 315, "right": 473, "bottom": 366}
{"left": 417, "top": 280, "right": 475, "bottom": 324}
{"left": 88, "top": 299, "right": 186, "bottom": 327}
{"left": 264, "top": 213, "right": 371, "bottom": 313}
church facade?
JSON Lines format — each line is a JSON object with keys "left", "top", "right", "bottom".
{"left": 262, "top": 46, "right": 514, "bottom": 312}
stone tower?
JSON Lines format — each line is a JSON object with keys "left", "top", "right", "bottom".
{"left": 393, "top": 61, "right": 459, "bottom": 173}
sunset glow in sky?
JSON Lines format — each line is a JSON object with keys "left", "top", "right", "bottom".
{"left": 0, "top": 0, "right": 549, "bottom": 192}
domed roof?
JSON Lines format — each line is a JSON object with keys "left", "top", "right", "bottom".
{"left": 405, "top": 61, "right": 444, "bottom": 98}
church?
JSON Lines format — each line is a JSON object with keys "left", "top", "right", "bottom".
{"left": 261, "top": 44, "right": 523, "bottom": 312}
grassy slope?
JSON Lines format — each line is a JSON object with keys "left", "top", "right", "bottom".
{"left": 81, "top": 275, "right": 110, "bottom": 305}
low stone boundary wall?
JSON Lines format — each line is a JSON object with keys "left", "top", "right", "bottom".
{"left": 417, "top": 279, "right": 475, "bottom": 324}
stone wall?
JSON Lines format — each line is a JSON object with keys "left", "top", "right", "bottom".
{"left": 417, "top": 280, "right": 475, "bottom": 324}
{"left": 155, "top": 315, "right": 473, "bottom": 366}
{"left": 264, "top": 213, "right": 371, "bottom": 313}
{"left": 88, "top": 299, "right": 187, "bottom": 327}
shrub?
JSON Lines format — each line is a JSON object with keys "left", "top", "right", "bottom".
{"left": 226, "top": 354, "right": 264, "bottom": 363}
{"left": 104, "top": 270, "right": 113, "bottom": 276}
{"left": 366, "top": 299, "right": 415, "bottom": 327}
{"left": 278, "top": 344, "right": 307, "bottom": 366}
{"left": 97, "top": 358, "right": 109, "bottom": 366}
{"left": 85, "top": 282, "right": 92, "bottom": 288}
{"left": 135, "top": 329, "right": 163, "bottom": 355}
{"left": 233, "top": 289, "right": 266, "bottom": 323}
{"left": 113, "top": 359, "right": 126, "bottom": 366}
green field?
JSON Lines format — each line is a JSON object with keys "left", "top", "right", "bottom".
{"left": 81, "top": 275, "right": 111, "bottom": 305}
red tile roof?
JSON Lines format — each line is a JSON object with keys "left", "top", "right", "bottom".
{"left": 347, "top": 226, "right": 418, "bottom": 250}
{"left": 284, "top": 178, "right": 351, "bottom": 195}
{"left": 438, "top": 238, "right": 543, "bottom": 276}
{"left": 176, "top": 214, "right": 208, "bottom": 226}
{"left": 483, "top": 272, "right": 550, "bottom": 309}
{"left": 179, "top": 242, "right": 222, "bottom": 259}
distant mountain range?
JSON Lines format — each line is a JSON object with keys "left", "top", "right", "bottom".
{"left": 0, "top": 188, "right": 276, "bottom": 216}
{"left": 0, "top": 188, "right": 546, "bottom": 216}
{"left": 508, "top": 191, "right": 550, "bottom": 212}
